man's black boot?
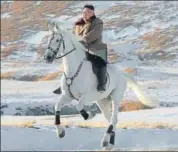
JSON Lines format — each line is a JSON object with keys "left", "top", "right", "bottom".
{"left": 53, "top": 87, "right": 62, "bottom": 95}
{"left": 96, "top": 66, "right": 107, "bottom": 92}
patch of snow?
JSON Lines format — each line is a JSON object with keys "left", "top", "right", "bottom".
{"left": 102, "top": 29, "right": 118, "bottom": 43}
{"left": 105, "top": 14, "right": 121, "bottom": 21}
{"left": 116, "top": 25, "right": 139, "bottom": 40}
{"left": 1, "top": 12, "right": 11, "bottom": 19}
{"left": 138, "top": 66, "right": 178, "bottom": 75}
{"left": 52, "top": 15, "right": 81, "bottom": 29}
{"left": 35, "top": 1, "right": 41, "bottom": 6}
{"left": 24, "top": 31, "right": 50, "bottom": 45}
{"left": 45, "top": 14, "right": 56, "bottom": 18}
{"left": 1, "top": 1, "right": 14, "bottom": 4}
{"left": 54, "top": 15, "right": 73, "bottom": 21}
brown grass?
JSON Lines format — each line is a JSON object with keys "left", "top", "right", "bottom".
{"left": 1, "top": 71, "right": 16, "bottom": 80}
{"left": 1, "top": 121, "right": 34, "bottom": 128}
{"left": 38, "top": 64, "right": 64, "bottom": 81}
{"left": 37, "top": 71, "right": 61, "bottom": 81}
{"left": 2, "top": 117, "right": 176, "bottom": 129}
{"left": 119, "top": 100, "right": 152, "bottom": 112}
{"left": 1, "top": 43, "right": 27, "bottom": 58}
{"left": 108, "top": 54, "right": 120, "bottom": 63}
{"left": 123, "top": 67, "right": 137, "bottom": 75}
{"left": 140, "top": 28, "right": 169, "bottom": 52}
{"left": 1, "top": 1, "right": 72, "bottom": 43}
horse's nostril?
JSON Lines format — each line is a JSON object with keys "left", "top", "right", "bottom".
{"left": 47, "top": 56, "right": 51, "bottom": 60}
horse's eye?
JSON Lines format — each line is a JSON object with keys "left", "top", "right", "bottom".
{"left": 56, "top": 39, "right": 59, "bottom": 42}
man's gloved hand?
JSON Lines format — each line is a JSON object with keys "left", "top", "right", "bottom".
{"left": 76, "top": 35, "right": 85, "bottom": 42}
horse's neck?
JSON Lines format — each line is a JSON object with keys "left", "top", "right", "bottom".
{"left": 62, "top": 32, "right": 86, "bottom": 77}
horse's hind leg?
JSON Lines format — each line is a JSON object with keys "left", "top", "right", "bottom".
{"left": 96, "top": 97, "right": 112, "bottom": 123}
{"left": 99, "top": 86, "right": 126, "bottom": 150}
{"left": 96, "top": 98, "right": 112, "bottom": 148}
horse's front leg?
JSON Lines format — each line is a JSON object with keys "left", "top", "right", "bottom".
{"left": 54, "top": 94, "right": 72, "bottom": 138}
{"left": 75, "top": 94, "right": 96, "bottom": 120}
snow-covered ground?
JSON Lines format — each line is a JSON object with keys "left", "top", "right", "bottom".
{"left": 1, "top": 126, "right": 178, "bottom": 151}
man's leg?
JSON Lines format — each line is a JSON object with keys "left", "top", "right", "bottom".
{"left": 97, "top": 66, "right": 107, "bottom": 92}
{"left": 86, "top": 52, "right": 107, "bottom": 92}
{"left": 95, "top": 57, "right": 107, "bottom": 92}
{"left": 88, "top": 54, "right": 107, "bottom": 92}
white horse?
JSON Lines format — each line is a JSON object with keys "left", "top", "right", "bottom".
{"left": 44, "top": 22, "right": 159, "bottom": 150}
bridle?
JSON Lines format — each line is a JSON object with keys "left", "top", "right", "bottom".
{"left": 46, "top": 31, "right": 85, "bottom": 100}
{"left": 46, "top": 31, "right": 76, "bottom": 59}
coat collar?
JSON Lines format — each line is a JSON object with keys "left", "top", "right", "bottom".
{"left": 75, "top": 15, "right": 96, "bottom": 25}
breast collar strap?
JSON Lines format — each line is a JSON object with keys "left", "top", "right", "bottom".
{"left": 64, "top": 59, "right": 85, "bottom": 100}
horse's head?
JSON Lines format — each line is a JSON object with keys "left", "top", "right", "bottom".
{"left": 44, "top": 21, "right": 66, "bottom": 63}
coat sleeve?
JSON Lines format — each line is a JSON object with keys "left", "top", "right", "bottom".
{"left": 83, "top": 22, "right": 103, "bottom": 44}
{"left": 72, "top": 24, "right": 86, "bottom": 42}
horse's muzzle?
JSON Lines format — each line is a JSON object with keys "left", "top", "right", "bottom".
{"left": 44, "top": 51, "right": 54, "bottom": 63}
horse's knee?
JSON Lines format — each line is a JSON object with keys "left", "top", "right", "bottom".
{"left": 80, "top": 109, "right": 89, "bottom": 120}
{"left": 54, "top": 95, "right": 72, "bottom": 111}
{"left": 54, "top": 102, "right": 63, "bottom": 112}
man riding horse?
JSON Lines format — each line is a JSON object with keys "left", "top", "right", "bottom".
{"left": 54, "top": 4, "right": 107, "bottom": 94}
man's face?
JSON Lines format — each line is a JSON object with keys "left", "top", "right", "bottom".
{"left": 82, "top": 8, "right": 94, "bottom": 21}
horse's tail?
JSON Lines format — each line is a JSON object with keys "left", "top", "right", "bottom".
{"left": 125, "top": 74, "right": 159, "bottom": 108}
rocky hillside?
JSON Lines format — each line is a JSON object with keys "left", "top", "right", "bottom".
{"left": 1, "top": 1, "right": 178, "bottom": 81}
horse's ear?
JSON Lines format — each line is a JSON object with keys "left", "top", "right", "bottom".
{"left": 46, "top": 19, "right": 66, "bottom": 33}
{"left": 47, "top": 19, "right": 56, "bottom": 31}
{"left": 47, "top": 22, "right": 53, "bottom": 31}
{"left": 56, "top": 23, "right": 66, "bottom": 32}
{"left": 46, "top": 20, "right": 59, "bottom": 31}
{"left": 54, "top": 24, "right": 59, "bottom": 32}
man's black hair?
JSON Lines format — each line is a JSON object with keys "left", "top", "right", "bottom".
{"left": 83, "top": 4, "right": 95, "bottom": 11}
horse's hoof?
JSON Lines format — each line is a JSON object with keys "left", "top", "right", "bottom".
{"left": 102, "top": 141, "right": 109, "bottom": 148}
{"left": 56, "top": 126, "right": 65, "bottom": 139}
{"left": 102, "top": 144, "right": 114, "bottom": 151}
{"left": 59, "top": 130, "right": 65, "bottom": 138}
